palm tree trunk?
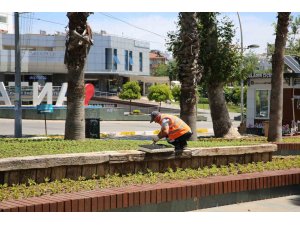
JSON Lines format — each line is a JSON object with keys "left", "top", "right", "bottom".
{"left": 65, "top": 68, "right": 85, "bottom": 139}
{"left": 177, "top": 12, "right": 201, "bottom": 141}
{"left": 208, "top": 82, "right": 240, "bottom": 138}
{"left": 64, "top": 12, "right": 93, "bottom": 140}
{"left": 268, "top": 12, "right": 290, "bottom": 142}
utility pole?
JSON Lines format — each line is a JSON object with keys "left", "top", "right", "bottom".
{"left": 14, "top": 12, "right": 22, "bottom": 138}
{"left": 237, "top": 13, "right": 259, "bottom": 133}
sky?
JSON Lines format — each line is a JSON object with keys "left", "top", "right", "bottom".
{"left": 12, "top": 12, "right": 298, "bottom": 55}
{"left": 2, "top": 1, "right": 300, "bottom": 55}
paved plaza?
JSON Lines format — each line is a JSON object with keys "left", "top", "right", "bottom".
{"left": 194, "top": 195, "right": 300, "bottom": 212}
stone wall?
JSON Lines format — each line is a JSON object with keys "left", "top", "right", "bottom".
{"left": 0, "top": 144, "right": 277, "bottom": 186}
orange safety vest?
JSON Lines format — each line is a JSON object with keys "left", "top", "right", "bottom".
{"left": 158, "top": 114, "right": 191, "bottom": 140}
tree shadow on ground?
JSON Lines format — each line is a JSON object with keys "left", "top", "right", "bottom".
{"left": 289, "top": 195, "right": 300, "bottom": 206}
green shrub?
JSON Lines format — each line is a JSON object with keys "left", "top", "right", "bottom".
{"left": 148, "top": 84, "right": 173, "bottom": 110}
{"left": 171, "top": 85, "right": 181, "bottom": 102}
{"left": 199, "top": 97, "right": 209, "bottom": 104}
{"left": 132, "top": 109, "right": 141, "bottom": 114}
{"left": 224, "top": 85, "right": 248, "bottom": 106}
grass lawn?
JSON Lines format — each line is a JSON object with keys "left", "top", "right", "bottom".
{"left": 0, "top": 136, "right": 285, "bottom": 159}
{"left": 0, "top": 136, "right": 299, "bottom": 159}
{"left": 197, "top": 103, "right": 241, "bottom": 113}
{"left": 173, "top": 101, "right": 241, "bottom": 113}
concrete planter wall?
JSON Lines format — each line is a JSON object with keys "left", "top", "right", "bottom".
{"left": 0, "top": 144, "right": 276, "bottom": 186}
{"left": 275, "top": 143, "right": 300, "bottom": 155}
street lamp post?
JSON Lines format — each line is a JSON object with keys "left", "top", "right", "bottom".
{"left": 237, "top": 12, "right": 259, "bottom": 130}
{"left": 237, "top": 12, "right": 244, "bottom": 125}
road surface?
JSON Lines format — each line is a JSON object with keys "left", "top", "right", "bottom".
{"left": 0, "top": 118, "right": 241, "bottom": 136}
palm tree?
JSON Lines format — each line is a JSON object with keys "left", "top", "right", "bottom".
{"left": 168, "top": 12, "right": 201, "bottom": 141}
{"left": 197, "top": 13, "right": 241, "bottom": 138}
{"left": 64, "top": 12, "right": 93, "bottom": 140}
{"left": 268, "top": 12, "right": 291, "bottom": 142}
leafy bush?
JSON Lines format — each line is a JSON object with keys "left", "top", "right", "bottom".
{"left": 199, "top": 97, "right": 209, "bottom": 104}
{"left": 132, "top": 109, "right": 141, "bottom": 114}
{"left": 223, "top": 85, "right": 247, "bottom": 106}
{"left": 119, "top": 81, "right": 141, "bottom": 101}
{"left": 148, "top": 84, "right": 173, "bottom": 110}
{"left": 171, "top": 85, "right": 181, "bottom": 102}
{"left": 119, "top": 81, "right": 141, "bottom": 112}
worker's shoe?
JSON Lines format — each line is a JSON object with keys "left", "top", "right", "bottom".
{"left": 174, "top": 149, "right": 183, "bottom": 156}
{"left": 174, "top": 146, "right": 187, "bottom": 155}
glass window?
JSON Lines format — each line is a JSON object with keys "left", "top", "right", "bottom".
{"left": 113, "top": 49, "right": 120, "bottom": 70}
{"left": 139, "top": 52, "right": 143, "bottom": 72}
{"left": 124, "top": 50, "right": 128, "bottom": 71}
{"left": 0, "top": 16, "right": 7, "bottom": 23}
{"left": 129, "top": 51, "right": 133, "bottom": 71}
{"left": 255, "top": 90, "right": 269, "bottom": 118}
{"left": 105, "top": 48, "right": 112, "bottom": 70}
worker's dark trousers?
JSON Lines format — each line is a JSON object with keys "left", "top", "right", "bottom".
{"left": 167, "top": 131, "right": 193, "bottom": 151}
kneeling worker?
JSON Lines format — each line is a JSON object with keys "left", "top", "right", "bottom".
{"left": 150, "top": 111, "right": 193, "bottom": 151}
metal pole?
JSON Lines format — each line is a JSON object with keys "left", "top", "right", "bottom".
{"left": 237, "top": 12, "right": 244, "bottom": 124}
{"left": 44, "top": 113, "right": 47, "bottom": 136}
{"left": 14, "top": 12, "right": 22, "bottom": 138}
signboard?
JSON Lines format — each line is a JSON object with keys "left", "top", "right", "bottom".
{"left": 37, "top": 104, "right": 53, "bottom": 114}
{"left": 29, "top": 75, "right": 47, "bottom": 80}
{"left": 0, "top": 82, "right": 68, "bottom": 106}
{"left": 248, "top": 74, "right": 272, "bottom": 78}
{"left": 36, "top": 104, "right": 53, "bottom": 136}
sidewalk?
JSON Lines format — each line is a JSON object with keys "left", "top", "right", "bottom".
{"left": 194, "top": 195, "right": 300, "bottom": 212}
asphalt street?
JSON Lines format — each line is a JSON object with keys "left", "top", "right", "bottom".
{"left": 0, "top": 118, "right": 241, "bottom": 136}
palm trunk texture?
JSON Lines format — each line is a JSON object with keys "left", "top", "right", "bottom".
{"left": 198, "top": 13, "right": 240, "bottom": 138}
{"left": 178, "top": 12, "right": 201, "bottom": 141}
{"left": 64, "top": 12, "right": 93, "bottom": 140}
{"left": 268, "top": 12, "right": 290, "bottom": 142}
{"left": 208, "top": 83, "right": 233, "bottom": 137}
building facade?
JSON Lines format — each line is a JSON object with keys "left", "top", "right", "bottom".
{"left": 149, "top": 50, "right": 168, "bottom": 76}
{"left": 0, "top": 31, "right": 153, "bottom": 91}
{"left": 0, "top": 13, "right": 12, "bottom": 34}
{"left": 246, "top": 55, "right": 300, "bottom": 129}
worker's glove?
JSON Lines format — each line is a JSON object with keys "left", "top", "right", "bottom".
{"left": 152, "top": 135, "right": 160, "bottom": 143}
